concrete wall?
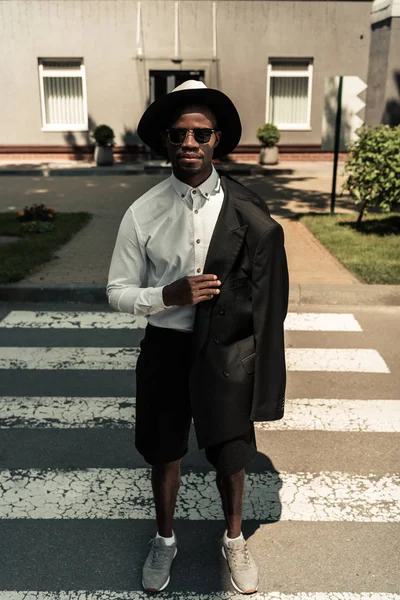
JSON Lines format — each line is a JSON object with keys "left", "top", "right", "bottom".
{"left": 216, "top": 1, "right": 371, "bottom": 145}
{"left": 365, "top": 18, "right": 392, "bottom": 124}
{"left": 0, "top": 0, "right": 372, "bottom": 149}
{"left": 0, "top": 0, "right": 141, "bottom": 147}
{"left": 383, "top": 17, "right": 400, "bottom": 125}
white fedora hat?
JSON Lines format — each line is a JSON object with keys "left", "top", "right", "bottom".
{"left": 137, "top": 80, "right": 242, "bottom": 159}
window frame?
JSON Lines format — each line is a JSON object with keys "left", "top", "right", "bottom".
{"left": 266, "top": 59, "right": 313, "bottom": 131}
{"left": 38, "top": 59, "right": 89, "bottom": 132}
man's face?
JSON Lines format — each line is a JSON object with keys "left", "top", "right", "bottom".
{"left": 164, "top": 105, "right": 221, "bottom": 179}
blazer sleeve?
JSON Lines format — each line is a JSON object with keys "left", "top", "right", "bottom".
{"left": 250, "top": 222, "right": 289, "bottom": 422}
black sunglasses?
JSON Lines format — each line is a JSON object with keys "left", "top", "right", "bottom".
{"left": 165, "top": 128, "right": 218, "bottom": 145}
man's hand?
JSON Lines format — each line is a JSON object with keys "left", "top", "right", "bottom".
{"left": 163, "top": 274, "right": 221, "bottom": 307}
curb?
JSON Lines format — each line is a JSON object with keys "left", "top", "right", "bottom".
{"left": 0, "top": 283, "right": 107, "bottom": 304}
{"left": 1, "top": 283, "right": 399, "bottom": 306}
{"left": 289, "top": 284, "right": 400, "bottom": 307}
{"left": 0, "top": 164, "right": 296, "bottom": 177}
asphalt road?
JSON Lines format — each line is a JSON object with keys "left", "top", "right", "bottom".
{"left": 0, "top": 169, "right": 351, "bottom": 219}
{"left": 0, "top": 302, "right": 398, "bottom": 598}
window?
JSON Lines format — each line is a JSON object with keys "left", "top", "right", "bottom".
{"left": 38, "top": 58, "right": 88, "bottom": 131}
{"left": 149, "top": 70, "right": 205, "bottom": 103}
{"left": 266, "top": 59, "right": 313, "bottom": 130}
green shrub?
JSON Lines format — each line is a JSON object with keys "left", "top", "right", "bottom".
{"left": 343, "top": 125, "right": 400, "bottom": 222}
{"left": 91, "top": 124, "right": 115, "bottom": 146}
{"left": 256, "top": 123, "right": 280, "bottom": 147}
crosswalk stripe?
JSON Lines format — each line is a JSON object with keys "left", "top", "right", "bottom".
{"left": 0, "top": 311, "right": 148, "bottom": 330}
{"left": 286, "top": 349, "right": 389, "bottom": 373}
{"left": 0, "top": 593, "right": 398, "bottom": 600}
{"left": 255, "top": 399, "right": 400, "bottom": 432}
{"left": 0, "top": 347, "right": 390, "bottom": 373}
{"left": 0, "top": 397, "right": 135, "bottom": 428}
{"left": 1, "top": 397, "right": 399, "bottom": 432}
{"left": 0, "top": 311, "right": 363, "bottom": 332}
{"left": 0, "top": 347, "right": 140, "bottom": 370}
{"left": 0, "top": 469, "right": 398, "bottom": 521}
{"left": 285, "top": 313, "right": 362, "bottom": 331}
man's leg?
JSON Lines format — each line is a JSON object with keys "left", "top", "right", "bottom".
{"left": 135, "top": 324, "right": 193, "bottom": 592}
{"left": 141, "top": 461, "right": 180, "bottom": 592}
{"left": 206, "top": 430, "right": 259, "bottom": 595}
{"left": 152, "top": 459, "right": 181, "bottom": 538}
{"left": 216, "top": 468, "right": 246, "bottom": 539}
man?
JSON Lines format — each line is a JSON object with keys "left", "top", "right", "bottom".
{"left": 107, "top": 80, "right": 288, "bottom": 594}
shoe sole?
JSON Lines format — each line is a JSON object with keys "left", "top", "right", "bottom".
{"left": 142, "top": 547, "right": 178, "bottom": 593}
{"left": 222, "top": 546, "right": 258, "bottom": 595}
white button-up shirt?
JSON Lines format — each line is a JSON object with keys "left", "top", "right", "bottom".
{"left": 107, "top": 166, "right": 224, "bottom": 332}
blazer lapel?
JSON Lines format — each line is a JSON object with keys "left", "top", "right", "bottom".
{"left": 203, "top": 176, "right": 247, "bottom": 286}
{"left": 192, "top": 177, "right": 248, "bottom": 356}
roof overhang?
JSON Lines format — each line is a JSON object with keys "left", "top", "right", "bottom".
{"left": 371, "top": 0, "right": 400, "bottom": 24}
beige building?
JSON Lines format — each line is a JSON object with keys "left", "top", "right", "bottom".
{"left": 0, "top": 0, "right": 397, "bottom": 159}
{"left": 366, "top": 0, "right": 400, "bottom": 127}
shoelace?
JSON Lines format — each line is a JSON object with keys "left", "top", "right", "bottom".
{"left": 149, "top": 542, "right": 173, "bottom": 568}
{"left": 227, "top": 544, "right": 251, "bottom": 570}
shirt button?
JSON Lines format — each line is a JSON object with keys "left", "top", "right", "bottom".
{"left": 194, "top": 209, "right": 199, "bottom": 214}
{"left": 214, "top": 337, "right": 219, "bottom": 344}
{"left": 181, "top": 193, "right": 185, "bottom": 198}
{"left": 192, "top": 190, "right": 196, "bottom": 194}
{"left": 196, "top": 239, "right": 200, "bottom": 244}
{"left": 218, "top": 306, "right": 226, "bottom": 315}
{"left": 197, "top": 268, "right": 201, "bottom": 273}
{"left": 223, "top": 371, "right": 230, "bottom": 378}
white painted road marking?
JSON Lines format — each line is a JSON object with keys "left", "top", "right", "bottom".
{"left": 0, "top": 469, "right": 398, "bottom": 521}
{"left": 0, "top": 311, "right": 148, "bottom": 330}
{"left": 0, "top": 347, "right": 139, "bottom": 370}
{"left": 286, "top": 349, "right": 390, "bottom": 373}
{"left": 285, "top": 313, "right": 362, "bottom": 331}
{"left": 0, "top": 311, "right": 363, "bottom": 332}
{"left": 1, "top": 397, "right": 399, "bottom": 432}
{"left": 0, "top": 397, "right": 135, "bottom": 428}
{"left": 0, "top": 347, "right": 390, "bottom": 373}
{"left": 0, "top": 593, "right": 398, "bottom": 600}
{"left": 256, "top": 399, "right": 400, "bottom": 432}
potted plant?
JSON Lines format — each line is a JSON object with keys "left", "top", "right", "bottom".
{"left": 91, "top": 124, "right": 115, "bottom": 166}
{"left": 256, "top": 123, "right": 280, "bottom": 165}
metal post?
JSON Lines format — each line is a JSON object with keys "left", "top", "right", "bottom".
{"left": 331, "top": 75, "right": 343, "bottom": 215}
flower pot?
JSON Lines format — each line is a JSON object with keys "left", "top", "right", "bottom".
{"left": 94, "top": 145, "right": 114, "bottom": 166}
{"left": 260, "top": 146, "right": 279, "bottom": 165}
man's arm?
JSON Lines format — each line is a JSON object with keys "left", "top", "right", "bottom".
{"left": 250, "top": 222, "right": 289, "bottom": 422}
{"left": 107, "top": 208, "right": 168, "bottom": 315}
{"left": 107, "top": 209, "right": 222, "bottom": 314}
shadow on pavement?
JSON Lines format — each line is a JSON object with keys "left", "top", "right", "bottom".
{"left": 240, "top": 173, "right": 356, "bottom": 218}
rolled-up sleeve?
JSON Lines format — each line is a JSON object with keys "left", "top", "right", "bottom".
{"left": 107, "top": 208, "right": 169, "bottom": 315}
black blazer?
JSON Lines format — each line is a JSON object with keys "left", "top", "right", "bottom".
{"left": 189, "top": 175, "right": 289, "bottom": 448}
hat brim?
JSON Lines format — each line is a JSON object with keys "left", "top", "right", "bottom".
{"left": 137, "top": 88, "right": 241, "bottom": 159}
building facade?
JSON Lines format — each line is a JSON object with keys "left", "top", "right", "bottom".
{"left": 0, "top": 0, "right": 396, "bottom": 159}
{"left": 365, "top": 0, "right": 400, "bottom": 127}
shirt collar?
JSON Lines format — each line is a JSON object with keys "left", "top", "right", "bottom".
{"left": 171, "top": 165, "right": 220, "bottom": 201}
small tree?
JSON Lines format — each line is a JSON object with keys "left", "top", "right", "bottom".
{"left": 91, "top": 124, "right": 115, "bottom": 147}
{"left": 256, "top": 123, "right": 280, "bottom": 148}
{"left": 343, "top": 124, "right": 400, "bottom": 223}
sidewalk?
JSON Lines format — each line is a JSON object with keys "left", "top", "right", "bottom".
{"left": 0, "top": 159, "right": 399, "bottom": 306}
{"left": 0, "top": 157, "right": 297, "bottom": 177}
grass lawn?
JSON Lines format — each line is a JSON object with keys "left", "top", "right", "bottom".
{"left": 300, "top": 213, "right": 400, "bottom": 284}
{"left": 0, "top": 212, "right": 91, "bottom": 284}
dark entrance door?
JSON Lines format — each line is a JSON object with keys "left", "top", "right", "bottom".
{"left": 149, "top": 70, "right": 205, "bottom": 103}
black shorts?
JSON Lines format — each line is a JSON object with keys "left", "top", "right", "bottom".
{"left": 135, "top": 324, "right": 256, "bottom": 476}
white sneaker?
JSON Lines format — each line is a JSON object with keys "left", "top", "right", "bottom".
{"left": 142, "top": 536, "right": 178, "bottom": 592}
{"left": 222, "top": 537, "right": 259, "bottom": 594}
